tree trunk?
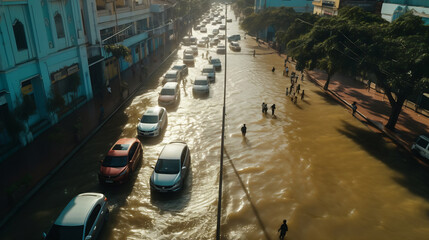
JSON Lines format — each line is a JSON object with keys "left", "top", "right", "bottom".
{"left": 323, "top": 74, "right": 331, "bottom": 90}
{"left": 385, "top": 95, "right": 406, "bottom": 130}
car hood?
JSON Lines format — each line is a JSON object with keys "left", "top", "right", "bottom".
{"left": 138, "top": 122, "right": 159, "bottom": 131}
{"left": 152, "top": 172, "right": 180, "bottom": 186}
{"left": 100, "top": 166, "right": 127, "bottom": 176}
{"left": 193, "top": 85, "right": 209, "bottom": 91}
{"left": 159, "top": 95, "right": 175, "bottom": 102}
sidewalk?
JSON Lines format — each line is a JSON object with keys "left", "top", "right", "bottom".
{"left": 0, "top": 40, "right": 179, "bottom": 224}
{"left": 299, "top": 68, "right": 429, "bottom": 166}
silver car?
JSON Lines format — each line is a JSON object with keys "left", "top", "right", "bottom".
{"left": 137, "top": 107, "right": 167, "bottom": 137}
{"left": 44, "top": 193, "right": 109, "bottom": 240}
{"left": 150, "top": 142, "right": 191, "bottom": 192}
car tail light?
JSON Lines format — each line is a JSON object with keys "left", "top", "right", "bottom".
{"left": 104, "top": 197, "right": 108, "bottom": 201}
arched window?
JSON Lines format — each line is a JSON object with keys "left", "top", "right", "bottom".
{"left": 13, "top": 20, "right": 28, "bottom": 50}
{"left": 54, "top": 13, "right": 65, "bottom": 38}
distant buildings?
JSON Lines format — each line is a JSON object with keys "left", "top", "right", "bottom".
{"left": 0, "top": 0, "right": 177, "bottom": 147}
{"left": 312, "top": 0, "right": 380, "bottom": 16}
{"left": 381, "top": 0, "right": 429, "bottom": 24}
{"left": 255, "top": 0, "right": 314, "bottom": 13}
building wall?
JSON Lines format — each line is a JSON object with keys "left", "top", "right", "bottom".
{"left": 381, "top": 2, "right": 429, "bottom": 24}
{"left": 0, "top": 1, "right": 91, "bottom": 136}
{"left": 255, "top": 0, "right": 314, "bottom": 13}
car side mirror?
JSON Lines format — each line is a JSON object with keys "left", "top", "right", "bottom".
{"left": 182, "top": 166, "right": 187, "bottom": 170}
{"left": 138, "top": 118, "right": 141, "bottom": 121}
{"left": 151, "top": 165, "right": 155, "bottom": 169}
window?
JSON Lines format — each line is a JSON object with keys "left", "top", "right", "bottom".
{"left": 129, "top": 143, "right": 138, "bottom": 160}
{"left": 180, "top": 147, "right": 188, "bottom": 165}
{"left": 85, "top": 205, "right": 101, "bottom": 236}
{"left": 13, "top": 20, "right": 28, "bottom": 50}
{"left": 54, "top": 13, "right": 65, "bottom": 38}
{"left": 416, "top": 138, "right": 429, "bottom": 149}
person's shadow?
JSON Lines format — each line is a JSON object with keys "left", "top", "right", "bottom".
{"left": 241, "top": 136, "right": 251, "bottom": 147}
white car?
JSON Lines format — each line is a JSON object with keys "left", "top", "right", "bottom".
{"left": 210, "top": 58, "right": 222, "bottom": 71}
{"left": 202, "top": 64, "right": 216, "bottom": 82}
{"left": 200, "top": 27, "right": 207, "bottom": 33}
{"left": 197, "top": 40, "right": 206, "bottom": 47}
{"left": 412, "top": 135, "right": 429, "bottom": 160}
{"left": 163, "top": 70, "right": 180, "bottom": 83}
{"left": 219, "top": 24, "right": 226, "bottom": 30}
{"left": 150, "top": 142, "right": 191, "bottom": 192}
{"left": 212, "top": 29, "right": 219, "bottom": 35}
{"left": 183, "top": 54, "right": 195, "bottom": 65}
{"left": 193, "top": 76, "right": 210, "bottom": 94}
{"left": 183, "top": 48, "right": 193, "bottom": 57}
{"left": 137, "top": 107, "right": 167, "bottom": 137}
{"left": 43, "top": 193, "right": 109, "bottom": 240}
{"left": 229, "top": 41, "right": 241, "bottom": 51}
{"left": 190, "top": 45, "right": 198, "bottom": 55}
{"left": 216, "top": 45, "right": 226, "bottom": 54}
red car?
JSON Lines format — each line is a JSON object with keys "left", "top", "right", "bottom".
{"left": 99, "top": 138, "right": 143, "bottom": 184}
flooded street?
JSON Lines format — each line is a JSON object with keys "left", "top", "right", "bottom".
{"left": 2, "top": 5, "right": 429, "bottom": 240}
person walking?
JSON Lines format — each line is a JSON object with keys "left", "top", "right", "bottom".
{"left": 263, "top": 103, "right": 268, "bottom": 114}
{"left": 351, "top": 102, "right": 358, "bottom": 116}
{"left": 253, "top": 50, "right": 256, "bottom": 57}
{"left": 272, "top": 67, "right": 276, "bottom": 73}
{"left": 271, "top": 104, "right": 276, "bottom": 115}
{"left": 285, "top": 67, "right": 289, "bottom": 76}
{"left": 278, "top": 219, "right": 288, "bottom": 240}
{"left": 297, "top": 84, "right": 301, "bottom": 93}
{"left": 241, "top": 124, "right": 247, "bottom": 136}
{"left": 301, "top": 90, "right": 305, "bottom": 100}
{"left": 262, "top": 102, "right": 266, "bottom": 113}
{"left": 285, "top": 87, "right": 289, "bottom": 96}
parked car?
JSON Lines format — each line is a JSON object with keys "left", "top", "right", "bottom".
{"left": 200, "top": 27, "right": 207, "bottom": 33}
{"left": 99, "top": 138, "right": 143, "bottom": 184}
{"left": 137, "top": 107, "right": 167, "bottom": 137}
{"left": 158, "top": 82, "right": 180, "bottom": 106}
{"left": 150, "top": 142, "right": 191, "bottom": 192}
{"left": 183, "top": 53, "right": 195, "bottom": 65}
{"left": 202, "top": 64, "right": 216, "bottom": 82}
{"left": 212, "top": 28, "right": 219, "bottom": 35}
{"left": 193, "top": 76, "right": 210, "bottom": 94}
{"left": 216, "top": 45, "right": 226, "bottom": 54}
{"left": 183, "top": 48, "right": 193, "bottom": 57}
{"left": 218, "top": 34, "right": 225, "bottom": 40}
{"left": 172, "top": 64, "right": 188, "bottom": 78}
{"left": 190, "top": 37, "right": 198, "bottom": 45}
{"left": 412, "top": 135, "right": 429, "bottom": 160}
{"left": 229, "top": 41, "right": 241, "bottom": 51}
{"left": 210, "top": 58, "right": 222, "bottom": 71}
{"left": 210, "top": 38, "right": 219, "bottom": 47}
{"left": 182, "top": 36, "right": 191, "bottom": 46}
{"left": 43, "top": 193, "right": 109, "bottom": 240}
{"left": 163, "top": 70, "right": 180, "bottom": 83}
{"left": 198, "top": 40, "right": 206, "bottom": 47}
{"left": 190, "top": 45, "right": 198, "bottom": 55}
{"left": 219, "top": 24, "right": 226, "bottom": 30}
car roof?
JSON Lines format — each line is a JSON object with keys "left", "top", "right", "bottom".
{"left": 163, "top": 82, "right": 178, "bottom": 89}
{"left": 108, "top": 138, "right": 137, "bottom": 156}
{"left": 55, "top": 193, "right": 104, "bottom": 226}
{"left": 195, "top": 75, "right": 208, "bottom": 81}
{"left": 173, "top": 64, "right": 186, "bottom": 69}
{"left": 159, "top": 142, "right": 187, "bottom": 160}
{"left": 144, "top": 107, "right": 164, "bottom": 116}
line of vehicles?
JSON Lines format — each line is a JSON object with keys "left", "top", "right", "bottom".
{"left": 43, "top": 4, "right": 229, "bottom": 239}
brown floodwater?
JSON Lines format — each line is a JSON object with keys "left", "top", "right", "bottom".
{"left": 2, "top": 5, "right": 429, "bottom": 240}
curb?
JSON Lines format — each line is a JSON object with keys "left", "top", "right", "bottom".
{"left": 0, "top": 48, "right": 178, "bottom": 229}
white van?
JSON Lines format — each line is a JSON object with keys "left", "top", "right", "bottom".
{"left": 411, "top": 135, "right": 429, "bottom": 160}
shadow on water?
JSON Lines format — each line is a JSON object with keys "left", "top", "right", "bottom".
{"left": 149, "top": 168, "right": 193, "bottom": 213}
{"left": 313, "top": 90, "right": 339, "bottom": 105}
{"left": 241, "top": 136, "right": 251, "bottom": 147}
{"left": 336, "top": 120, "right": 429, "bottom": 203}
{"left": 193, "top": 91, "right": 210, "bottom": 99}
{"left": 224, "top": 148, "right": 271, "bottom": 240}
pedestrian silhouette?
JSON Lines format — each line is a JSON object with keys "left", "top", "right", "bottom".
{"left": 253, "top": 50, "right": 256, "bottom": 57}
{"left": 285, "top": 67, "right": 289, "bottom": 76}
{"left": 351, "top": 102, "right": 358, "bottom": 116}
{"left": 285, "top": 87, "right": 289, "bottom": 96}
{"left": 261, "top": 102, "right": 265, "bottom": 113}
{"left": 278, "top": 219, "right": 288, "bottom": 240}
{"left": 272, "top": 67, "right": 275, "bottom": 73}
{"left": 271, "top": 104, "right": 276, "bottom": 115}
{"left": 241, "top": 124, "right": 247, "bottom": 136}
{"left": 301, "top": 90, "right": 305, "bottom": 100}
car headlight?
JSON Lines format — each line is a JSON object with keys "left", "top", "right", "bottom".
{"left": 118, "top": 168, "right": 128, "bottom": 177}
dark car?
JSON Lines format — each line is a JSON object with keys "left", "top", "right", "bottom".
{"left": 99, "top": 138, "right": 143, "bottom": 184}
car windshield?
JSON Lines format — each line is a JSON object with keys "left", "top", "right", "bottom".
{"left": 202, "top": 68, "right": 213, "bottom": 73}
{"left": 184, "top": 55, "right": 193, "bottom": 59}
{"left": 172, "top": 66, "right": 183, "bottom": 70}
{"left": 155, "top": 159, "right": 180, "bottom": 174}
{"left": 45, "top": 224, "right": 84, "bottom": 240}
{"left": 141, "top": 115, "right": 158, "bottom": 123}
{"left": 416, "top": 137, "right": 429, "bottom": 148}
{"left": 211, "top": 59, "right": 220, "bottom": 64}
{"left": 166, "top": 73, "right": 176, "bottom": 78}
{"left": 160, "top": 88, "right": 175, "bottom": 95}
{"left": 195, "top": 80, "right": 208, "bottom": 85}
{"left": 103, "top": 156, "right": 128, "bottom": 167}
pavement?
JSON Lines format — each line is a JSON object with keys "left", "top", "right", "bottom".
{"left": 0, "top": 38, "right": 181, "bottom": 226}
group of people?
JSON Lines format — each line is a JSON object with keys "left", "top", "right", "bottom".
{"left": 261, "top": 102, "right": 276, "bottom": 115}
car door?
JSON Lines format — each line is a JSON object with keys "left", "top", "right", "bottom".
{"left": 85, "top": 204, "right": 101, "bottom": 240}
{"left": 159, "top": 109, "right": 165, "bottom": 129}
{"left": 128, "top": 143, "right": 138, "bottom": 171}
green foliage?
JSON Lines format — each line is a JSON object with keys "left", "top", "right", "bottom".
{"left": 243, "top": 6, "right": 254, "bottom": 17}
{"left": 104, "top": 44, "right": 131, "bottom": 58}
{"left": 240, "top": 7, "right": 297, "bottom": 34}
{"left": 47, "top": 89, "right": 65, "bottom": 113}
{"left": 4, "top": 112, "right": 24, "bottom": 140}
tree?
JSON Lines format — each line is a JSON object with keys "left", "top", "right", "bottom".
{"left": 104, "top": 44, "right": 131, "bottom": 86}
{"left": 47, "top": 89, "right": 65, "bottom": 113}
